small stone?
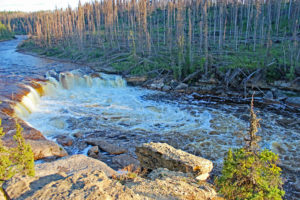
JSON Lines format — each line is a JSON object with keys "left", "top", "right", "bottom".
{"left": 73, "top": 132, "right": 84, "bottom": 138}
{"left": 170, "top": 80, "right": 179, "bottom": 88}
{"left": 112, "top": 154, "right": 140, "bottom": 169}
{"left": 149, "top": 82, "right": 164, "bottom": 90}
{"left": 85, "top": 139, "right": 127, "bottom": 155}
{"left": 88, "top": 146, "right": 99, "bottom": 159}
{"left": 175, "top": 83, "right": 188, "bottom": 90}
{"left": 263, "top": 91, "right": 273, "bottom": 100}
{"left": 125, "top": 76, "right": 147, "bottom": 86}
{"left": 294, "top": 179, "right": 300, "bottom": 192}
{"left": 162, "top": 85, "right": 171, "bottom": 91}
{"left": 196, "top": 173, "right": 210, "bottom": 181}
{"left": 55, "top": 135, "right": 73, "bottom": 146}
{"left": 286, "top": 97, "right": 300, "bottom": 107}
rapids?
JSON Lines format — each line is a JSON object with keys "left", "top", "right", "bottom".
{"left": 14, "top": 69, "right": 300, "bottom": 173}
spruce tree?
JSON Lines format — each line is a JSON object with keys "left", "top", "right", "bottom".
{"left": 0, "top": 119, "right": 35, "bottom": 200}
{"left": 215, "top": 97, "right": 285, "bottom": 200}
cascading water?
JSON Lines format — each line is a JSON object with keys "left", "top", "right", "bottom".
{"left": 12, "top": 69, "right": 300, "bottom": 180}
{"left": 14, "top": 70, "right": 126, "bottom": 118}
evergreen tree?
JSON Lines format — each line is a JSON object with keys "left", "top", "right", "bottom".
{"left": 215, "top": 97, "right": 285, "bottom": 200}
{"left": 0, "top": 119, "right": 35, "bottom": 200}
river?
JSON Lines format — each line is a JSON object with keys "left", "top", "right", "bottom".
{"left": 1, "top": 36, "right": 299, "bottom": 198}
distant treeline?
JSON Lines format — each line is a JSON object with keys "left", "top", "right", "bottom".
{"left": 0, "top": 21, "right": 14, "bottom": 41}
{"left": 0, "top": 0, "right": 299, "bottom": 82}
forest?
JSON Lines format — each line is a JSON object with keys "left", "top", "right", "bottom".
{"left": 0, "top": 0, "right": 299, "bottom": 86}
{"left": 0, "top": 21, "right": 14, "bottom": 41}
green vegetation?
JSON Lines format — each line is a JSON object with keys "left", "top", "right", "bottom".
{"left": 0, "top": 22, "right": 14, "bottom": 41}
{"left": 215, "top": 98, "right": 285, "bottom": 199}
{"left": 0, "top": 119, "right": 35, "bottom": 200}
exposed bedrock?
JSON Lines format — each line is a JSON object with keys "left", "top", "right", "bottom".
{"left": 2, "top": 152, "right": 220, "bottom": 200}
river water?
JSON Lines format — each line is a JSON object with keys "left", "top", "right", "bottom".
{"left": 1, "top": 36, "right": 299, "bottom": 198}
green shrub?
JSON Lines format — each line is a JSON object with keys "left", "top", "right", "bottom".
{"left": 0, "top": 119, "right": 35, "bottom": 200}
{"left": 215, "top": 98, "right": 285, "bottom": 200}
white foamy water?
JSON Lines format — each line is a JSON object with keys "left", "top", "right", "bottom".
{"left": 15, "top": 70, "right": 214, "bottom": 140}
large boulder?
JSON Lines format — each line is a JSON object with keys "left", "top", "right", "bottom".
{"left": 136, "top": 142, "right": 213, "bottom": 180}
{"left": 27, "top": 139, "right": 68, "bottom": 160}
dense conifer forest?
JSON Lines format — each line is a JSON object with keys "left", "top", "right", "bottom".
{"left": 0, "top": 0, "right": 299, "bottom": 83}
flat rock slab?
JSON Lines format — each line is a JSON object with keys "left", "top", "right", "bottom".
{"left": 136, "top": 142, "right": 213, "bottom": 179}
{"left": 23, "top": 170, "right": 141, "bottom": 200}
{"left": 85, "top": 139, "right": 127, "bottom": 155}
{"left": 3, "top": 155, "right": 117, "bottom": 200}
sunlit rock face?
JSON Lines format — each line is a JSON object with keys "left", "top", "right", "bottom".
{"left": 13, "top": 69, "right": 300, "bottom": 187}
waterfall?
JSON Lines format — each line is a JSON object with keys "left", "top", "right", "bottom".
{"left": 13, "top": 70, "right": 127, "bottom": 118}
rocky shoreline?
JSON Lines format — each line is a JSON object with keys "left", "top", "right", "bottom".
{"left": 1, "top": 143, "right": 222, "bottom": 200}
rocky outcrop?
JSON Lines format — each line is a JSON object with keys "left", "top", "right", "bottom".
{"left": 2, "top": 155, "right": 117, "bottom": 199}
{"left": 27, "top": 139, "right": 68, "bottom": 160}
{"left": 135, "top": 142, "right": 213, "bottom": 180}
{"left": 1, "top": 148, "right": 220, "bottom": 200}
{"left": 24, "top": 170, "right": 140, "bottom": 200}
{"left": 85, "top": 139, "right": 127, "bottom": 155}
{"left": 127, "top": 168, "right": 219, "bottom": 200}
{"left": 3, "top": 168, "right": 220, "bottom": 200}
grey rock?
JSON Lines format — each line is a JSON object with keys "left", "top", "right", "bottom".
{"left": 55, "top": 135, "right": 73, "bottom": 146}
{"left": 286, "top": 97, "right": 300, "bottom": 107}
{"left": 136, "top": 142, "right": 213, "bottom": 180}
{"left": 150, "top": 82, "right": 164, "bottom": 90}
{"left": 126, "top": 76, "right": 147, "bottom": 86}
{"left": 162, "top": 85, "right": 172, "bottom": 92}
{"left": 73, "top": 132, "right": 84, "bottom": 138}
{"left": 263, "top": 91, "right": 273, "bottom": 100}
{"left": 175, "top": 83, "right": 188, "bottom": 90}
{"left": 85, "top": 139, "right": 127, "bottom": 155}
{"left": 88, "top": 146, "right": 100, "bottom": 159}
{"left": 112, "top": 154, "right": 140, "bottom": 169}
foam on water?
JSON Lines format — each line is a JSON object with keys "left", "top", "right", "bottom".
{"left": 15, "top": 70, "right": 213, "bottom": 139}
